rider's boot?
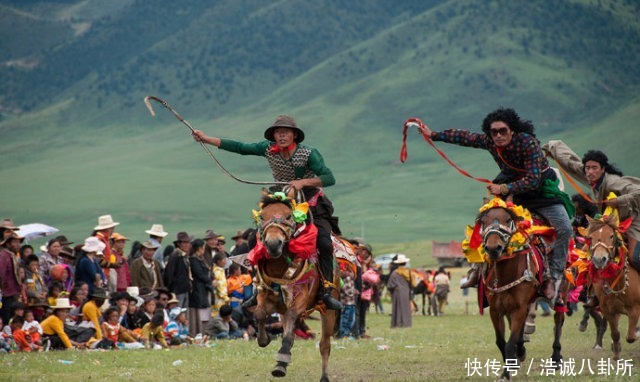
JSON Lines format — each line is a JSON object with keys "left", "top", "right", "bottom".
{"left": 319, "top": 281, "right": 343, "bottom": 311}
{"left": 241, "top": 285, "right": 260, "bottom": 308}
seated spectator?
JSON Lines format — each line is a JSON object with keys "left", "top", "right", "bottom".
{"left": 204, "top": 304, "right": 245, "bottom": 340}
{"left": 82, "top": 288, "right": 108, "bottom": 344}
{"left": 121, "top": 295, "right": 141, "bottom": 331}
{"left": 22, "top": 310, "right": 43, "bottom": 347}
{"left": 68, "top": 282, "right": 89, "bottom": 321}
{"left": 49, "top": 263, "right": 74, "bottom": 293}
{"left": 11, "top": 315, "right": 40, "bottom": 352}
{"left": 46, "top": 281, "right": 64, "bottom": 307}
{"left": 141, "top": 311, "right": 168, "bottom": 349}
{"left": 41, "top": 298, "right": 84, "bottom": 350}
{"left": 101, "top": 307, "right": 138, "bottom": 347}
{"left": 0, "top": 317, "right": 13, "bottom": 353}
{"left": 164, "top": 307, "right": 194, "bottom": 345}
{"left": 134, "top": 297, "right": 157, "bottom": 330}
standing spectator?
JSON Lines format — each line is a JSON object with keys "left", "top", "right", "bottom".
{"left": 110, "top": 233, "right": 131, "bottom": 292}
{"left": 387, "top": 255, "right": 412, "bottom": 328}
{"left": 230, "top": 230, "right": 250, "bottom": 256}
{"left": 188, "top": 239, "right": 213, "bottom": 336}
{"left": 130, "top": 241, "right": 164, "bottom": 289}
{"left": 433, "top": 268, "right": 450, "bottom": 316}
{"left": 0, "top": 231, "right": 24, "bottom": 324}
{"left": 93, "top": 215, "right": 119, "bottom": 292}
{"left": 49, "top": 263, "right": 74, "bottom": 293}
{"left": 19, "top": 244, "right": 34, "bottom": 264}
{"left": 164, "top": 232, "right": 193, "bottom": 309}
{"left": 58, "top": 246, "right": 76, "bottom": 274}
{"left": 204, "top": 304, "right": 245, "bottom": 340}
{"left": 144, "top": 224, "right": 169, "bottom": 271}
{"left": 212, "top": 253, "right": 229, "bottom": 316}
{"left": 24, "top": 255, "right": 47, "bottom": 308}
{"left": 203, "top": 229, "right": 219, "bottom": 270}
{"left": 226, "top": 263, "right": 252, "bottom": 309}
{"left": 75, "top": 237, "right": 106, "bottom": 294}
{"left": 0, "top": 218, "right": 20, "bottom": 250}
{"left": 41, "top": 298, "right": 83, "bottom": 350}
{"left": 337, "top": 263, "right": 357, "bottom": 338}
{"left": 39, "top": 238, "right": 64, "bottom": 287}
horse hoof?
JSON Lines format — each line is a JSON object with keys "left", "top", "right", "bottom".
{"left": 524, "top": 322, "right": 536, "bottom": 335}
{"left": 272, "top": 365, "right": 287, "bottom": 378}
{"left": 593, "top": 345, "right": 602, "bottom": 350}
{"left": 320, "top": 375, "right": 330, "bottom": 382}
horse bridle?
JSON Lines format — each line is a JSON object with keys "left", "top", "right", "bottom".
{"left": 258, "top": 213, "right": 297, "bottom": 243}
{"left": 481, "top": 217, "right": 517, "bottom": 249}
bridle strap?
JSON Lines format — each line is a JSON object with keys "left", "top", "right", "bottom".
{"left": 401, "top": 118, "right": 492, "bottom": 184}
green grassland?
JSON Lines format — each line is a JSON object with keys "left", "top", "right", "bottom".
{"left": 2, "top": 269, "right": 639, "bottom": 381}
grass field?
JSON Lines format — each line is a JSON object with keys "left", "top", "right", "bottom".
{"left": 2, "top": 268, "right": 639, "bottom": 381}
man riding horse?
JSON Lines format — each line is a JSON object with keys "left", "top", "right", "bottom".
{"left": 192, "top": 115, "right": 342, "bottom": 311}
{"left": 544, "top": 142, "right": 640, "bottom": 271}
{"left": 418, "top": 108, "right": 574, "bottom": 303}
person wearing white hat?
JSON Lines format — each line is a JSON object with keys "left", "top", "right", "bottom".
{"left": 93, "top": 215, "right": 120, "bottom": 289}
{"left": 76, "top": 237, "right": 107, "bottom": 295}
{"left": 145, "top": 224, "right": 168, "bottom": 270}
{"left": 41, "top": 298, "right": 85, "bottom": 350}
{"left": 387, "top": 254, "right": 413, "bottom": 329}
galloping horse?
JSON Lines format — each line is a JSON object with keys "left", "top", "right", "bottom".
{"left": 477, "top": 198, "right": 564, "bottom": 380}
{"left": 250, "top": 189, "right": 340, "bottom": 382}
{"left": 584, "top": 210, "right": 640, "bottom": 360}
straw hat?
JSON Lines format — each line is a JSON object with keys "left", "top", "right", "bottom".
{"left": 110, "top": 232, "right": 129, "bottom": 241}
{"left": 140, "top": 240, "right": 160, "bottom": 250}
{"left": 203, "top": 229, "right": 218, "bottom": 240}
{"left": 81, "top": 237, "right": 106, "bottom": 254}
{"left": 50, "top": 298, "right": 73, "bottom": 310}
{"left": 145, "top": 224, "right": 168, "bottom": 238}
{"left": 167, "top": 293, "right": 180, "bottom": 305}
{"left": 94, "top": 215, "right": 120, "bottom": 230}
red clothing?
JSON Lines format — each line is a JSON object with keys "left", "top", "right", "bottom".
{"left": 113, "top": 249, "right": 131, "bottom": 291}
{"left": 12, "top": 328, "right": 32, "bottom": 352}
{"left": 0, "top": 248, "right": 21, "bottom": 296}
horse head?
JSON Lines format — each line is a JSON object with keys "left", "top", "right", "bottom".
{"left": 585, "top": 213, "right": 620, "bottom": 270}
{"left": 257, "top": 192, "right": 296, "bottom": 259}
{"left": 478, "top": 205, "right": 519, "bottom": 262}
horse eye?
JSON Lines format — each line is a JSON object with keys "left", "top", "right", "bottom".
{"left": 286, "top": 215, "right": 293, "bottom": 221}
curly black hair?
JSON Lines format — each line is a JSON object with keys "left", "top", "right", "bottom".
{"left": 581, "top": 150, "right": 624, "bottom": 176}
{"left": 481, "top": 108, "right": 536, "bottom": 137}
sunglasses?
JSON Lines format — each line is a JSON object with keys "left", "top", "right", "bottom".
{"left": 489, "top": 127, "right": 510, "bottom": 137}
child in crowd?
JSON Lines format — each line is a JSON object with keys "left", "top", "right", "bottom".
{"left": 338, "top": 262, "right": 357, "bottom": 338}
{"left": 47, "top": 282, "right": 63, "bottom": 307}
{"left": 141, "top": 311, "right": 168, "bottom": 349}
{"left": 100, "top": 307, "right": 138, "bottom": 348}
{"left": 23, "top": 310, "right": 43, "bottom": 346}
{"left": 164, "top": 307, "right": 194, "bottom": 345}
{"left": 204, "top": 304, "right": 245, "bottom": 340}
{"left": 11, "top": 315, "right": 40, "bottom": 352}
{"left": 211, "top": 253, "right": 229, "bottom": 316}
{"left": 134, "top": 297, "right": 157, "bottom": 329}
{"left": 0, "top": 317, "right": 15, "bottom": 353}
{"left": 25, "top": 255, "right": 47, "bottom": 307}
{"left": 226, "top": 263, "right": 252, "bottom": 308}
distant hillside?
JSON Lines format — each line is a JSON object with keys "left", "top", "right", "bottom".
{"left": 1, "top": 0, "right": 639, "bottom": 248}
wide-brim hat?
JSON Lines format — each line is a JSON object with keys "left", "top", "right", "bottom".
{"left": 231, "top": 230, "right": 244, "bottom": 240}
{"left": 50, "top": 298, "right": 74, "bottom": 310}
{"left": 216, "top": 235, "right": 226, "bottom": 245}
{"left": 173, "top": 231, "right": 193, "bottom": 246}
{"left": 203, "top": 229, "right": 218, "bottom": 240}
{"left": 393, "top": 254, "right": 410, "bottom": 264}
{"left": 264, "top": 115, "right": 305, "bottom": 143}
{"left": 81, "top": 237, "right": 106, "bottom": 254}
{"left": 94, "top": 214, "right": 120, "bottom": 230}
{"left": 0, "top": 218, "right": 19, "bottom": 231}
{"left": 145, "top": 224, "right": 168, "bottom": 238}
{"left": 111, "top": 291, "right": 136, "bottom": 303}
{"left": 110, "top": 232, "right": 129, "bottom": 241}
{"left": 31, "top": 298, "right": 51, "bottom": 308}
{"left": 167, "top": 293, "right": 180, "bottom": 305}
{"left": 126, "top": 286, "right": 145, "bottom": 307}
{"left": 54, "top": 235, "right": 74, "bottom": 246}
{"left": 59, "top": 246, "right": 75, "bottom": 259}
{"left": 140, "top": 240, "right": 160, "bottom": 250}
{"left": 0, "top": 231, "right": 24, "bottom": 246}
{"left": 90, "top": 288, "right": 109, "bottom": 300}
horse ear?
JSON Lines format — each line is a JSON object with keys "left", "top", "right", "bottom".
{"left": 285, "top": 186, "right": 296, "bottom": 200}
{"left": 261, "top": 188, "right": 269, "bottom": 198}
{"left": 585, "top": 215, "right": 596, "bottom": 225}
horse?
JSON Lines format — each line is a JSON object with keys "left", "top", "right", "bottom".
{"left": 477, "top": 198, "right": 564, "bottom": 380}
{"left": 409, "top": 269, "right": 434, "bottom": 315}
{"left": 584, "top": 211, "right": 640, "bottom": 360}
{"left": 250, "top": 189, "right": 340, "bottom": 382}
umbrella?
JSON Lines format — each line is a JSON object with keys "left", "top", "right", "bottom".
{"left": 16, "top": 223, "right": 59, "bottom": 242}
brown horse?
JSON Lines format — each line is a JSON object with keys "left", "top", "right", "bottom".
{"left": 478, "top": 200, "right": 564, "bottom": 380}
{"left": 251, "top": 190, "right": 339, "bottom": 382}
{"left": 585, "top": 212, "right": 640, "bottom": 360}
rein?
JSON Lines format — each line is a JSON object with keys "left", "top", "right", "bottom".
{"left": 546, "top": 152, "right": 598, "bottom": 204}
{"left": 144, "top": 95, "right": 288, "bottom": 186}
{"left": 400, "top": 118, "right": 491, "bottom": 184}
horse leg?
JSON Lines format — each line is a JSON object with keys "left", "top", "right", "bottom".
{"left": 503, "top": 306, "right": 529, "bottom": 380}
{"left": 625, "top": 306, "right": 640, "bottom": 343}
{"left": 254, "top": 298, "right": 272, "bottom": 348}
{"left": 523, "top": 303, "right": 536, "bottom": 342}
{"left": 422, "top": 291, "right": 426, "bottom": 316}
{"left": 515, "top": 323, "right": 527, "bottom": 362}
{"left": 272, "top": 309, "right": 298, "bottom": 377}
{"left": 489, "top": 309, "right": 508, "bottom": 379}
{"left": 593, "top": 311, "right": 607, "bottom": 349}
{"left": 319, "top": 310, "right": 336, "bottom": 382}
{"left": 605, "top": 312, "right": 622, "bottom": 360}
{"left": 551, "top": 309, "right": 565, "bottom": 365}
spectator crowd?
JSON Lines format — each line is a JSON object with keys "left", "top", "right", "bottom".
{"left": 0, "top": 215, "right": 380, "bottom": 352}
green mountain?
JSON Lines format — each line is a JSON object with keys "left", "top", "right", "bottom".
{"left": 1, "top": 0, "right": 639, "bottom": 254}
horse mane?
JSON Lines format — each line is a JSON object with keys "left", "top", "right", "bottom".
{"left": 260, "top": 194, "right": 293, "bottom": 209}
{"left": 587, "top": 216, "right": 618, "bottom": 234}
{"left": 477, "top": 205, "right": 521, "bottom": 222}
